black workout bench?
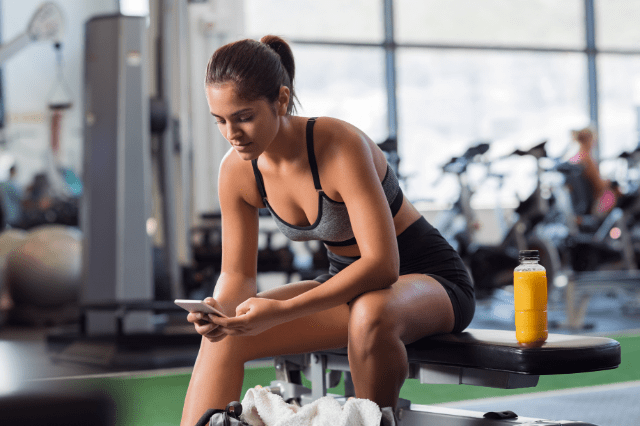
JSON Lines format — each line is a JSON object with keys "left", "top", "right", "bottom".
{"left": 268, "top": 329, "right": 621, "bottom": 425}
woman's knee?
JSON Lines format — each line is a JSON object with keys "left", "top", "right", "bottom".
{"left": 200, "top": 334, "right": 257, "bottom": 365}
{"left": 348, "top": 291, "right": 399, "bottom": 349}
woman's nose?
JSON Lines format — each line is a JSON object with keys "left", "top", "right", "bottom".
{"left": 227, "top": 123, "right": 242, "bottom": 141}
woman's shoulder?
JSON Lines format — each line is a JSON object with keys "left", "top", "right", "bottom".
{"left": 309, "top": 116, "right": 386, "bottom": 188}
{"left": 219, "top": 149, "right": 263, "bottom": 206}
{"left": 220, "top": 147, "right": 247, "bottom": 174}
{"left": 312, "top": 116, "right": 373, "bottom": 157}
{"left": 313, "top": 116, "right": 363, "bottom": 138}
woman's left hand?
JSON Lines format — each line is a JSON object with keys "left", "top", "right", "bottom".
{"left": 208, "top": 297, "right": 288, "bottom": 336}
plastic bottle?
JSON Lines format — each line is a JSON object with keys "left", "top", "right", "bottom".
{"left": 513, "top": 250, "right": 548, "bottom": 347}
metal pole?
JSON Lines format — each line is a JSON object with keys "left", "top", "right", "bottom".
{"left": 157, "top": 0, "right": 182, "bottom": 299}
{"left": 0, "top": 0, "right": 4, "bottom": 132}
{"left": 585, "top": 0, "right": 600, "bottom": 159}
{"left": 382, "top": 0, "right": 401, "bottom": 175}
{"left": 383, "top": 0, "right": 397, "bottom": 141}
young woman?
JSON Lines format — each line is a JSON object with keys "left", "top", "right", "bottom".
{"left": 180, "top": 35, "right": 475, "bottom": 426}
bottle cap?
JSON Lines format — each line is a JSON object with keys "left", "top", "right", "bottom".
{"left": 519, "top": 250, "right": 539, "bottom": 260}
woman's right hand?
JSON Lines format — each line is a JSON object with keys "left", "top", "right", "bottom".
{"left": 186, "top": 297, "right": 228, "bottom": 343}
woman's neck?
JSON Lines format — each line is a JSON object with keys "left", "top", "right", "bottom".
{"left": 261, "top": 115, "right": 307, "bottom": 166}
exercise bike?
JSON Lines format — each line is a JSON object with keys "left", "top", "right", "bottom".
{"left": 430, "top": 142, "right": 490, "bottom": 256}
{"left": 427, "top": 141, "right": 552, "bottom": 300}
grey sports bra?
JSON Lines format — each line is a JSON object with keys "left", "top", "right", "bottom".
{"left": 251, "top": 117, "right": 403, "bottom": 246}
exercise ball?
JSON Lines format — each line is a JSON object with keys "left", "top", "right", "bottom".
{"left": 7, "top": 225, "right": 82, "bottom": 307}
{"left": 0, "top": 229, "right": 28, "bottom": 311}
{"left": 0, "top": 228, "right": 28, "bottom": 270}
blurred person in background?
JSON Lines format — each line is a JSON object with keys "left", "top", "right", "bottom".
{"left": 0, "top": 165, "right": 24, "bottom": 228}
{"left": 569, "top": 126, "right": 620, "bottom": 216}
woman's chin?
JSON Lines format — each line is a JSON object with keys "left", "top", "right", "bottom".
{"left": 234, "top": 150, "right": 260, "bottom": 161}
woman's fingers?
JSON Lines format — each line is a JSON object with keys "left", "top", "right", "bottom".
{"left": 183, "top": 299, "right": 233, "bottom": 339}
{"left": 195, "top": 321, "right": 218, "bottom": 335}
{"left": 236, "top": 299, "right": 251, "bottom": 316}
{"left": 187, "top": 312, "right": 204, "bottom": 324}
{"left": 204, "top": 326, "right": 228, "bottom": 343}
{"left": 210, "top": 321, "right": 245, "bottom": 336}
{"left": 203, "top": 297, "right": 226, "bottom": 313}
{"left": 207, "top": 313, "right": 226, "bottom": 323}
{"left": 205, "top": 327, "right": 224, "bottom": 337}
{"left": 187, "top": 312, "right": 218, "bottom": 324}
{"left": 216, "top": 326, "right": 241, "bottom": 336}
{"left": 186, "top": 299, "right": 253, "bottom": 338}
{"left": 190, "top": 313, "right": 221, "bottom": 336}
{"left": 208, "top": 312, "right": 246, "bottom": 328}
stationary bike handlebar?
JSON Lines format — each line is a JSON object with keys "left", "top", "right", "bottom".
{"left": 441, "top": 142, "right": 490, "bottom": 175}
{"left": 509, "top": 140, "right": 548, "bottom": 160}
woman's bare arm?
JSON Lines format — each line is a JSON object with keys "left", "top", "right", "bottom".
{"left": 188, "top": 151, "right": 260, "bottom": 340}
{"left": 214, "top": 150, "right": 261, "bottom": 311}
{"left": 278, "top": 118, "right": 400, "bottom": 314}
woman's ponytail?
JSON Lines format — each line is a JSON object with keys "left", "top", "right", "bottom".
{"left": 261, "top": 35, "right": 298, "bottom": 114}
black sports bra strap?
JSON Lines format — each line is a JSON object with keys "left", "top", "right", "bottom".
{"left": 251, "top": 159, "right": 268, "bottom": 199}
{"left": 306, "top": 117, "right": 322, "bottom": 191}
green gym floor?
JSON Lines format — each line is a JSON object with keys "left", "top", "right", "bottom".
{"left": 30, "top": 332, "right": 635, "bottom": 426}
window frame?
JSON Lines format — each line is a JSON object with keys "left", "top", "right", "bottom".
{"left": 283, "top": 0, "right": 640, "bottom": 167}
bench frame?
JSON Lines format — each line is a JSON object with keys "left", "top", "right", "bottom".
{"left": 265, "top": 329, "right": 620, "bottom": 426}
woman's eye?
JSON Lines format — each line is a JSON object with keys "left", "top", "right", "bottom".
{"left": 238, "top": 116, "right": 253, "bottom": 123}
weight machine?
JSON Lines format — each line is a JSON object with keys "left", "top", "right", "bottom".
{"left": 46, "top": 0, "right": 201, "bottom": 366}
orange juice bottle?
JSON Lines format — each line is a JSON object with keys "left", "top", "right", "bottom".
{"left": 513, "top": 250, "right": 548, "bottom": 347}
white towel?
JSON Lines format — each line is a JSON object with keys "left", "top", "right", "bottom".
{"left": 240, "top": 386, "right": 383, "bottom": 426}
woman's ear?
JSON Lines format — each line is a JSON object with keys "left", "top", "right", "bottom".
{"left": 277, "top": 86, "right": 290, "bottom": 115}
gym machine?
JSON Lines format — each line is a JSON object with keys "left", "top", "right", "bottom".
{"left": 0, "top": 2, "right": 63, "bottom": 64}
{"left": 47, "top": 1, "right": 201, "bottom": 367}
{"left": 80, "top": 12, "right": 155, "bottom": 335}
{"left": 80, "top": 0, "right": 196, "bottom": 336}
{"left": 268, "top": 329, "right": 621, "bottom": 426}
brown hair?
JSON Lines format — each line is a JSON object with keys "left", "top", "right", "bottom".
{"left": 205, "top": 35, "right": 298, "bottom": 114}
{"left": 572, "top": 126, "right": 596, "bottom": 145}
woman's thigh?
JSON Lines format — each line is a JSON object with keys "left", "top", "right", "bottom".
{"left": 349, "top": 273, "right": 456, "bottom": 345}
{"left": 211, "top": 274, "right": 455, "bottom": 360}
{"left": 210, "top": 280, "right": 350, "bottom": 361}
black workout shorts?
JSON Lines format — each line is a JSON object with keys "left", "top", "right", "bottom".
{"left": 314, "top": 216, "right": 475, "bottom": 334}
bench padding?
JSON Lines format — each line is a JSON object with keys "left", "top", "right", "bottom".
{"left": 318, "top": 329, "right": 621, "bottom": 376}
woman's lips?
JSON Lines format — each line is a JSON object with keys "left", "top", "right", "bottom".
{"left": 233, "top": 142, "right": 251, "bottom": 151}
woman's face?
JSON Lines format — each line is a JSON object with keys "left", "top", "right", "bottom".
{"left": 205, "top": 82, "right": 285, "bottom": 160}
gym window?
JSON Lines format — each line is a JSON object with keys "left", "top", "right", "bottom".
{"left": 245, "top": 0, "right": 640, "bottom": 208}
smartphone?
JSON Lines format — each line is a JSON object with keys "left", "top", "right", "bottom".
{"left": 174, "top": 299, "right": 228, "bottom": 318}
